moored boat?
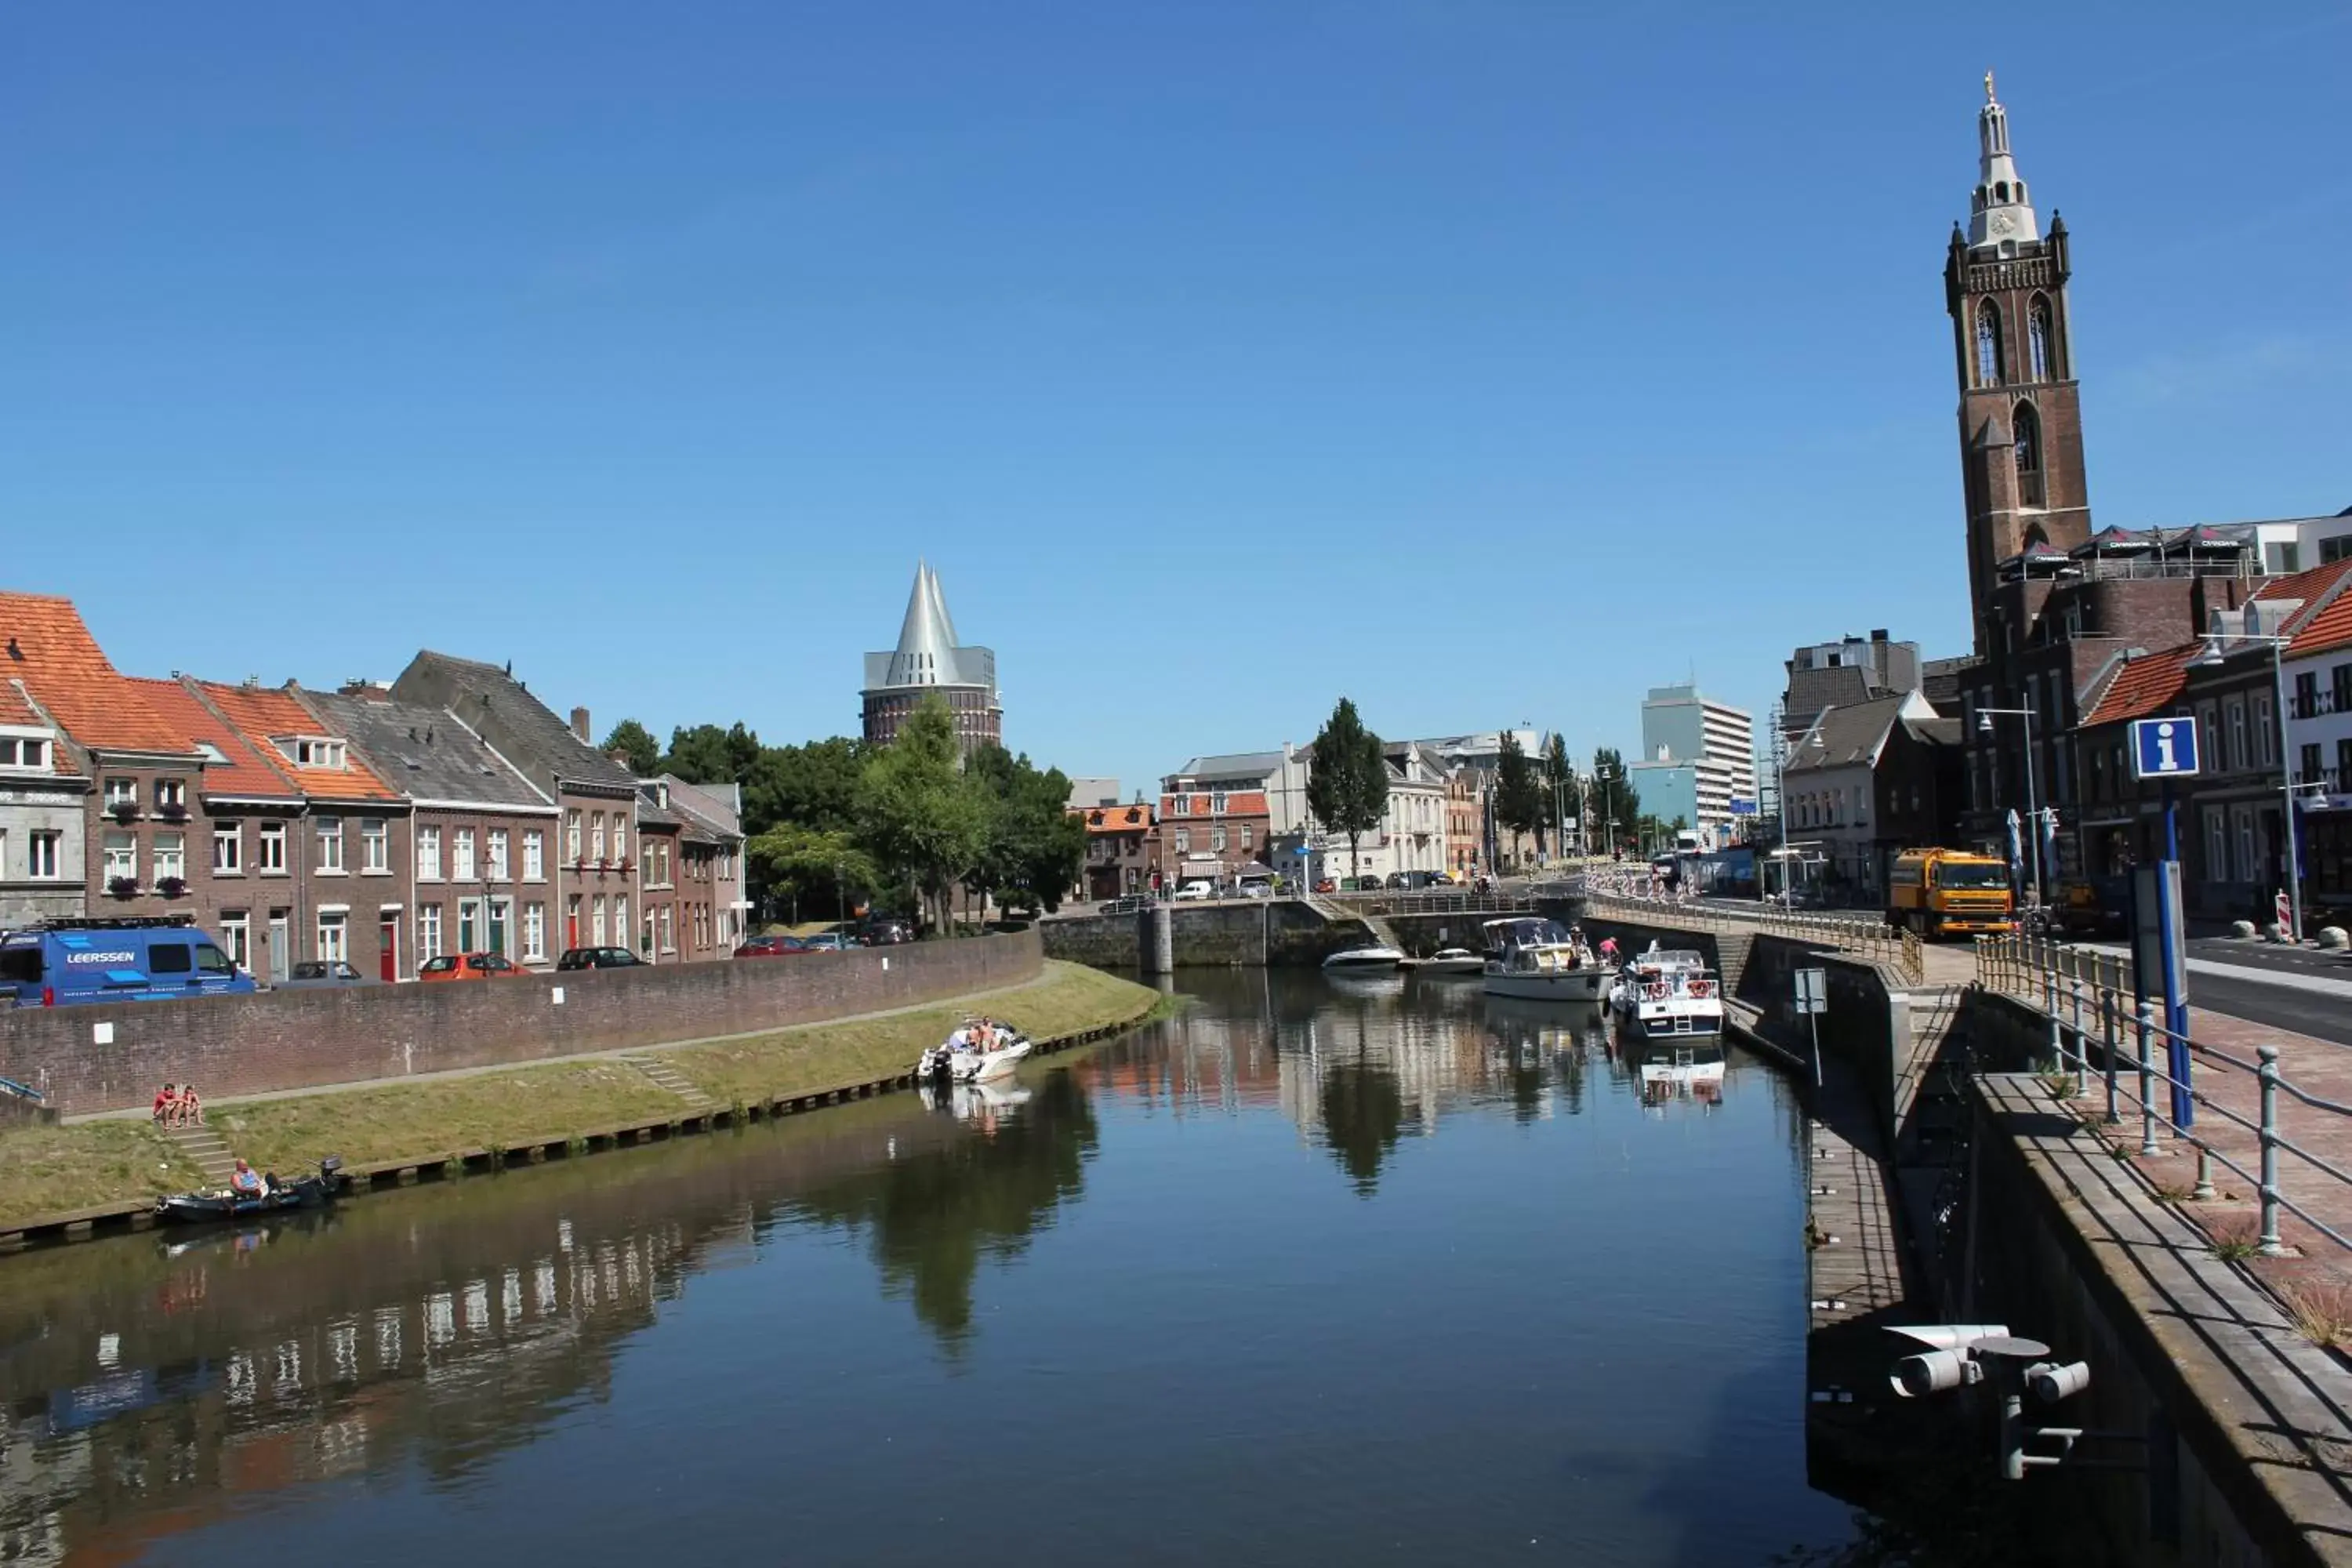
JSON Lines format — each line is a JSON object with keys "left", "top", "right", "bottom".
{"left": 916, "top": 1021, "right": 1036, "bottom": 1086}
{"left": 155, "top": 1158, "right": 346, "bottom": 1227}
{"left": 1480, "top": 917, "right": 1608, "bottom": 1003}
{"left": 1417, "top": 948, "right": 1484, "bottom": 976}
{"left": 1606, "top": 944, "right": 1725, "bottom": 1038}
{"left": 1323, "top": 945, "right": 1404, "bottom": 971}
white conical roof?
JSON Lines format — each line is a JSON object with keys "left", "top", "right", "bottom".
{"left": 1966, "top": 71, "right": 2040, "bottom": 250}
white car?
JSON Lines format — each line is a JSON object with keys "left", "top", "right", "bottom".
{"left": 1174, "top": 880, "right": 1217, "bottom": 901}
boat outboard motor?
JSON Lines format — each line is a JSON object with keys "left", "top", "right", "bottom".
{"left": 318, "top": 1155, "right": 345, "bottom": 1189}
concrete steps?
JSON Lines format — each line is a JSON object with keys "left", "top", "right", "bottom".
{"left": 627, "top": 1054, "right": 716, "bottom": 1109}
{"left": 1715, "top": 933, "right": 1755, "bottom": 996}
{"left": 165, "top": 1123, "right": 238, "bottom": 1187}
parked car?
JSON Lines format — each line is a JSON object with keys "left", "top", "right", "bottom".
{"left": 557, "top": 946, "right": 644, "bottom": 971}
{"left": 0, "top": 917, "right": 256, "bottom": 1007}
{"left": 802, "top": 932, "right": 862, "bottom": 952}
{"left": 734, "top": 934, "right": 809, "bottom": 959}
{"left": 1313, "top": 878, "right": 1338, "bottom": 895}
{"left": 281, "top": 960, "right": 378, "bottom": 989}
{"left": 419, "top": 952, "right": 531, "bottom": 982}
{"left": 1384, "top": 872, "right": 1410, "bottom": 890}
{"left": 860, "top": 917, "right": 914, "bottom": 946}
{"left": 1236, "top": 882, "right": 1273, "bottom": 899}
{"left": 1174, "top": 880, "right": 1217, "bottom": 902}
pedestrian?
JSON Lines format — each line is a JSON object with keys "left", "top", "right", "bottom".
{"left": 152, "top": 1083, "right": 176, "bottom": 1126}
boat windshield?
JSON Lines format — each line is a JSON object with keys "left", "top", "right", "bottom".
{"left": 1486, "top": 918, "right": 1573, "bottom": 949}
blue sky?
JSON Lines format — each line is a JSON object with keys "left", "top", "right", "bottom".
{"left": 5, "top": 4, "right": 2347, "bottom": 797}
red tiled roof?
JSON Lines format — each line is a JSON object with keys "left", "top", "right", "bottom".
{"left": 0, "top": 677, "right": 73, "bottom": 775}
{"left": 2081, "top": 644, "right": 2201, "bottom": 728}
{"left": 128, "top": 678, "right": 300, "bottom": 801}
{"left": 194, "top": 681, "right": 401, "bottom": 802}
{"left": 2278, "top": 559, "right": 2352, "bottom": 659}
{"left": 1076, "top": 804, "right": 1156, "bottom": 833}
{"left": 0, "top": 592, "right": 193, "bottom": 755}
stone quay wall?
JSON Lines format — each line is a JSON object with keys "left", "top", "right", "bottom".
{"left": 1041, "top": 902, "right": 1372, "bottom": 970}
{"left": 0, "top": 933, "right": 1043, "bottom": 1117}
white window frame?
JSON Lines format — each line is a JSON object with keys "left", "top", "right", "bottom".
{"left": 317, "top": 910, "right": 349, "bottom": 963}
{"left": 591, "top": 895, "right": 608, "bottom": 946}
{"left": 152, "top": 830, "right": 185, "bottom": 884}
{"left": 457, "top": 898, "right": 481, "bottom": 954}
{"left": 591, "top": 813, "right": 606, "bottom": 862}
{"left": 28, "top": 829, "right": 60, "bottom": 880}
{"left": 566, "top": 808, "right": 582, "bottom": 861}
{"left": 523, "top": 900, "right": 547, "bottom": 963}
{"left": 361, "top": 818, "right": 389, "bottom": 873}
{"left": 417, "top": 824, "right": 442, "bottom": 880}
{"left": 523, "top": 829, "right": 544, "bottom": 882}
{"left": 615, "top": 896, "right": 630, "bottom": 952}
{"left": 219, "top": 913, "right": 250, "bottom": 970}
{"left": 104, "top": 777, "right": 137, "bottom": 809}
{"left": 418, "top": 904, "right": 443, "bottom": 962}
{"left": 453, "top": 827, "right": 476, "bottom": 882}
{"left": 487, "top": 829, "right": 510, "bottom": 880}
{"left": 212, "top": 822, "right": 241, "bottom": 873}
{"left": 612, "top": 816, "right": 626, "bottom": 865}
{"left": 155, "top": 776, "right": 187, "bottom": 811}
{"left": 103, "top": 830, "right": 136, "bottom": 882}
{"left": 316, "top": 815, "right": 345, "bottom": 873}
{"left": 2256, "top": 695, "right": 2275, "bottom": 767}
{"left": 257, "top": 821, "right": 288, "bottom": 873}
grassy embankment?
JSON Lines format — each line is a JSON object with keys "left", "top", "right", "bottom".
{"left": 0, "top": 960, "right": 1162, "bottom": 1231}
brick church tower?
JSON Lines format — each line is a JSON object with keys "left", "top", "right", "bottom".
{"left": 1945, "top": 74, "right": 2092, "bottom": 655}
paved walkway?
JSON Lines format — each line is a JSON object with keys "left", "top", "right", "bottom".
{"left": 70, "top": 969, "right": 1068, "bottom": 1124}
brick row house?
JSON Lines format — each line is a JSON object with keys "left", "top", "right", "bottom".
{"left": 1074, "top": 802, "right": 1156, "bottom": 899}
{"left": 652, "top": 775, "right": 748, "bottom": 960}
{"left": 0, "top": 673, "right": 85, "bottom": 930}
{"left": 299, "top": 686, "right": 560, "bottom": 972}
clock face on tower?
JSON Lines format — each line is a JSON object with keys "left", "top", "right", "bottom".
{"left": 1989, "top": 209, "right": 2017, "bottom": 237}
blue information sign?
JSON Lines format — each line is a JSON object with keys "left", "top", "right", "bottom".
{"left": 2129, "top": 716, "right": 2200, "bottom": 780}
{"left": 1727, "top": 797, "right": 1759, "bottom": 816}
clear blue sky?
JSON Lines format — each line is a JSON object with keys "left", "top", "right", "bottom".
{"left": 5, "top": 4, "right": 2347, "bottom": 796}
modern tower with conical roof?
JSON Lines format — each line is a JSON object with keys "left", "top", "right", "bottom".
{"left": 860, "top": 562, "right": 1002, "bottom": 753}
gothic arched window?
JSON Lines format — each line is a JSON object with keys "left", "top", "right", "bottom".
{"left": 2013, "top": 401, "right": 2042, "bottom": 474}
{"left": 1975, "top": 302, "right": 2005, "bottom": 387}
{"left": 2028, "top": 296, "right": 2055, "bottom": 380}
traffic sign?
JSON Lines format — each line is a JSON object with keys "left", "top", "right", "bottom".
{"left": 1794, "top": 967, "right": 1828, "bottom": 1015}
{"left": 2129, "top": 716, "right": 2200, "bottom": 780}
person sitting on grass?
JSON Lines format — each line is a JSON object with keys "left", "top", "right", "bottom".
{"left": 229, "top": 1159, "right": 264, "bottom": 1200}
{"left": 153, "top": 1083, "right": 178, "bottom": 1125}
{"left": 178, "top": 1087, "right": 203, "bottom": 1127}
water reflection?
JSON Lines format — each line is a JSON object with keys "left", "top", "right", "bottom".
{"left": 0, "top": 968, "right": 1849, "bottom": 1566}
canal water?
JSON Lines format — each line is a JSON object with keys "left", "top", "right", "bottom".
{"left": 0, "top": 971, "right": 1866, "bottom": 1565}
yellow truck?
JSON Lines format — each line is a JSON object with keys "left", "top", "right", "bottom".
{"left": 1886, "top": 848, "right": 2016, "bottom": 938}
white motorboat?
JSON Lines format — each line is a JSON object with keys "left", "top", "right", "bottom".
{"left": 1606, "top": 943, "right": 1725, "bottom": 1039}
{"left": 1417, "top": 947, "right": 1484, "bottom": 976}
{"left": 916, "top": 1023, "right": 1035, "bottom": 1086}
{"left": 1480, "top": 917, "right": 1609, "bottom": 1003}
{"left": 1323, "top": 945, "right": 1404, "bottom": 971}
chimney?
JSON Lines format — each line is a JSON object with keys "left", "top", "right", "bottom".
{"left": 571, "top": 706, "right": 590, "bottom": 742}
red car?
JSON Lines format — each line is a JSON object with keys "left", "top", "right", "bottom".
{"left": 734, "top": 934, "right": 810, "bottom": 959}
{"left": 418, "top": 952, "right": 531, "bottom": 982}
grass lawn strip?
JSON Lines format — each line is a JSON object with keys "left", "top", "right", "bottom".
{"left": 0, "top": 961, "right": 1159, "bottom": 1231}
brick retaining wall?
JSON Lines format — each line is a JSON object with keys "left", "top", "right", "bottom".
{"left": 0, "top": 933, "right": 1042, "bottom": 1117}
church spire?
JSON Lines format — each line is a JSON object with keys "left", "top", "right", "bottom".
{"left": 886, "top": 560, "right": 958, "bottom": 688}
{"left": 1967, "top": 71, "right": 2039, "bottom": 250}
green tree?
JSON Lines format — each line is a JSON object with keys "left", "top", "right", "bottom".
{"left": 599, "top": 718, "right": 659, "bottom": 776}
{"left": 1592, "top": 746, "right": 1642, "bottom": 854}
{"left": 662, "top": 721, "right": 763, "bottom": 787}
{"left": 1494, "top": 731, "right": 1546, "bottom": 855}
{"left": 745, "top": 737, "right": 866, "bottom": 837}
{"left": 1541, "top": 734, "right": 1580, "bottom": 852}
{"left": 854, "top": 697, "right": 988, "bottom": 935}
{"left": 743, "top": 823, "right": 877, "bottom": 923}
{"left": 965, "top": 744, "right": 1088, "bottom": 916}
{"left": 1306, "top": 697, "right": 1388, "bottom": 879}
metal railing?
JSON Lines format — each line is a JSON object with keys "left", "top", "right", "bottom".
{"left": 1978, "top": 933, "right": 2352, "bottom": 1258}
{"left": 1574, "top": 888, "right": 1923, "bottom": 985}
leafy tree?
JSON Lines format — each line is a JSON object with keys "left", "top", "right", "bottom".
{"left": 600, "top": 718, "right": 659, "bottom": 776}
{"left": 1494, "top": 731, "right": 1547, "bottom": 854}
{"left": 854, "top": 696, "right": 988, "bottom": 935}
{"left": 1592, "top": 746, "right": 1642, "bottom": 854}
{"left": 743, "top": 823, "right": 877, "bottom": 923}
{"left": 1306, "top": 698, "right": 1388, "bottom": 879}
{"left": 1541, "top": 734, "right": 1581, "bottom": 851}
{"left": 662, "top": 721, "right": 763, "bottom": 787}
{"left": 965, "top": 744, "right": 1088, "bottom": 916}
{"left": 745, "top": 737, "right": 866, "bottom": 837}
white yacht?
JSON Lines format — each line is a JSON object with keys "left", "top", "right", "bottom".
{"left": 1417, "top": 947, "right": 1484, "bottom": 976}
{"left": 1323, "top": 944, "right": 1404, "bottom": 971}
{"left": 1480, "top": 917, "right": 1609, "bottom": 1003}
{"left": 1607, "top": 943, "right": 1725, "bottom": 1039}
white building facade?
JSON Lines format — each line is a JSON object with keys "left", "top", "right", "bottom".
{"left": 1639, "top": 683, "right": 1757, "bottom": 833}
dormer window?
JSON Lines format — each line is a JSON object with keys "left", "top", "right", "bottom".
{"left": 0, "top": 734, "right": 49, "bottom": 772}
{"left": 279, "top": 737, "right": 347, "bottom": 769}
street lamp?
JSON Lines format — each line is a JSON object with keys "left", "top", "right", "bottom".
{"left": 1977, "top": 706, "right": 2044, "bottom": 913}
{"left": 2189, "top": 630, "right": 2305, "bottom": 943}
{"left": 1773, "top": 713, "right": 1823, "bottom": 909}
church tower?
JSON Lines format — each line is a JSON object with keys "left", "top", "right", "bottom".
{"left": 1946, "top": 74, "right": 2092, "bottom": 654}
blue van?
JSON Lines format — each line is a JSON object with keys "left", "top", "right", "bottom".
{"left": 0, "top": 919, "right": 257, "bottom": 1007}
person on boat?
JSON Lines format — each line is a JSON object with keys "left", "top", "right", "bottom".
{"left": 153, "top": 1083, "right": 178, "bottom": 1125}
{"left": 229, "top": 1159, "right": 264, "bottom": 1200}
{"left": 1599, "top": 936, "right": 1619, "bottom": 963}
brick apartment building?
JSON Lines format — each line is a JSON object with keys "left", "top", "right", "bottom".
{"left": 391, "top": 653, "right": 644, "bottom": 956}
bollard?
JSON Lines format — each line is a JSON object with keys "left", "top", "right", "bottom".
{"left": 2100, "top": 988, "right": 2119, "bottom": 1125}
{"left": 2043, "top": 969, "right": 2065, "bottom": 1078}
{"left": 2193, "top": 1144, "right": 2216, "bottom": 1203}
{"left": 2136, "top": 999, "right": 2161, "bottom": 1157}
{"left": 2258, "top": 1046, "right": 2285, "bottom": 1255}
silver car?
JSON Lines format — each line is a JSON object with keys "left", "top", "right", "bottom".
{"left": 280, "top": 960, "right": 378, "bottom": 989}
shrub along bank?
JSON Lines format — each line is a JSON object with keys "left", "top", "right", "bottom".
{"left": 0, "top": 960, "right": 1163, "bottom": 1236}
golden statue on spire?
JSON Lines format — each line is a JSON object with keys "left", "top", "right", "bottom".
{"left": 1984, "top": 69, "right": 1996, "bottom": 102}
